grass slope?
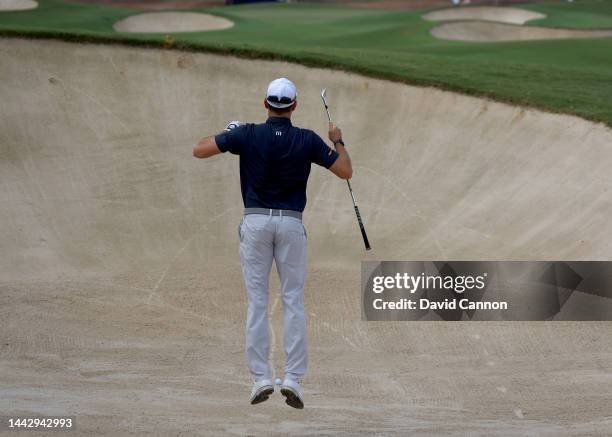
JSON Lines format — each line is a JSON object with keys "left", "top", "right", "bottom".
{"left": 525, "top": 0, "right": 612, "bottom": 29}
{"left": 0, "top": 0, "right": 611, "bottom": 126}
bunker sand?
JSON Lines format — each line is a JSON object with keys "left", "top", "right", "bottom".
{"left": 432, "top": 20, "right": 612, "bottom": 42}
{"left": 113, "top": 11, "right": 233, "bottom": 33}
{"left": 423, "top": 6, "right": 545, "bottom": 25}
{"left": 0, "top": 0, "right": 37, "bottom": 11}
{"left": 1, "top": 38, "right": 612, "bottom": 435}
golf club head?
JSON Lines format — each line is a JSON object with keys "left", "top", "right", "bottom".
{"left": 320, "top": 88, "right": 332, "bottom": 122}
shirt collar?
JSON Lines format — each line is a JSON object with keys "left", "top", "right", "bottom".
{"left": 266, "top": 116, "right": 292, "bottom": 126}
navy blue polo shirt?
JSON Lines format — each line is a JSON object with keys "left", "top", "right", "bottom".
{"left": 215, "top": 117, "right": 338, "bottom": 213}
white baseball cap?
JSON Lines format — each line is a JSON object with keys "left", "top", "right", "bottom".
{"left": 266, "top": 77, "right": 297, "bottom": 109}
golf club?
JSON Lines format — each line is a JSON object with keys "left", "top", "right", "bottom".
{"left": 321, "top": 88, "right": 371, "bottom": 251}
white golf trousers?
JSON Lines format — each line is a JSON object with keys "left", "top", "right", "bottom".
{"left": 238, "top": 213, "right": 308, "bottom": 382}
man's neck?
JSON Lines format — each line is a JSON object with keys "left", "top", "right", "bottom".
{"left": 267, "top": 111, "right": 291, "bottom": 119}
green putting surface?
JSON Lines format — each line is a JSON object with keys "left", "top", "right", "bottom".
{"left": 0, "top": 0, "right": 611, "bottom": 126}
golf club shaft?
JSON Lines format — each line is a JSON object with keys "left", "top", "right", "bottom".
{"left": 346, "top": 179, "right": 371, "bottom": 251}
{"left": 322, "top": 93, "right": 371, "bottom": 251}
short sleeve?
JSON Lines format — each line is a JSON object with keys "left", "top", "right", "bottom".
{"left": 310, "top": 131, "right": 339, "bottom": 169}
{"left": 215, "top": 124, "right": 249, "bottom": 155}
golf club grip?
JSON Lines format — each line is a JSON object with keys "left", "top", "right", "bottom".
{"left": 353, "top": 204, "right": 371, "bottom": 250}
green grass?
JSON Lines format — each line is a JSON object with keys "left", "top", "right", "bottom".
{"left": 525, "top": 0, "right": 612, "bottom": 28}
{"left": 1, "top": 0, "right": 612, "bottom": 126}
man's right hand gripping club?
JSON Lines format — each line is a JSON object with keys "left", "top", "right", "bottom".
{"left": 327, "top": 122, "right": 352, "bottom": 180}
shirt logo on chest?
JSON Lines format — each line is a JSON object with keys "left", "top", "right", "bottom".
{"left": 275, "top": 131, "right": 282, "bottom": 136}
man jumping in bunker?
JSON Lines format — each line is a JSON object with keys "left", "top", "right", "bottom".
{"left": 193, "top": 78, "right": 352, "bottom": 409}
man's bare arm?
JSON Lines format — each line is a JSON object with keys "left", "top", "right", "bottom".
{"left": 193, "top": 136, "right": 222, "bottom": 159}
{"left": 327, "top": 123, "right": 353, "bottom": 180}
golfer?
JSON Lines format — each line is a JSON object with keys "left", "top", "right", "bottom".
{"left": 193, "top": 78, "right": 352, "bottom": 409}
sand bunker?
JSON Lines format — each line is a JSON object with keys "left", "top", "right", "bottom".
{"left": 432, "top": 21, "right": 612, "bottom": 42}
{"left": 113, "top": 11, "right": 233, "bottom": 33}
{"left": 0, "top": 0, "right": 37, "bottom": 11}
{"left": 423, "top": 6, "right": 545, "bottom": 25}
{"left": 2, "top": 37, "right": 612, "bottom": 434}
